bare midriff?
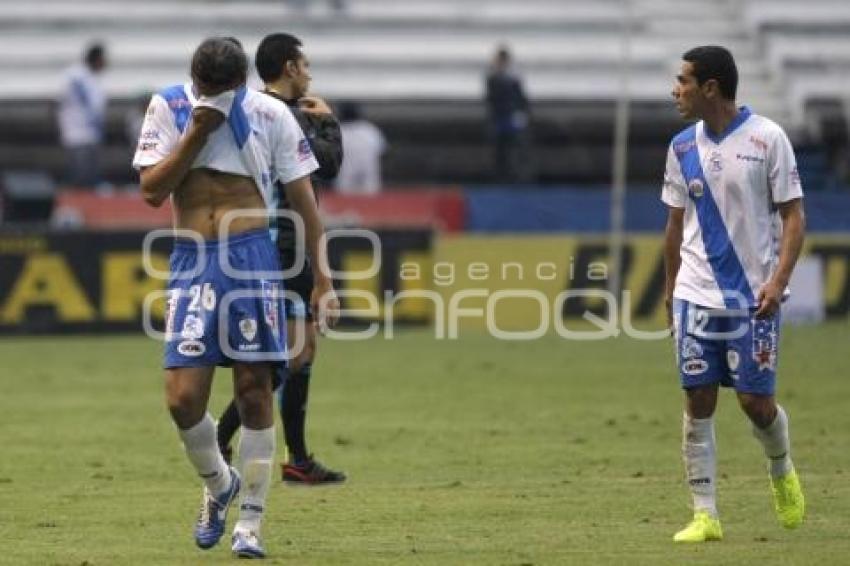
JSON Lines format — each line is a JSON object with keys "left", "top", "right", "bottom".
{"left": 172, "top": 168, "right": 267, "bottom": 240}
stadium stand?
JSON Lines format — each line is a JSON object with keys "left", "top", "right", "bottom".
{"left": 0, "top": 0, "right": 846, "bottom": 188}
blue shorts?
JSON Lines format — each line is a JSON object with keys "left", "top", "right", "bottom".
{"left": 163, "top": 229, "right": 287, "bottom": 368}
{"left": 672, "top": 298, "right": 780, "bottom": 396}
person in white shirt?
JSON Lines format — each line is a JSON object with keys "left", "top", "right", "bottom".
{"left": 662, "top": 45, "right": 806, "bottom": 543}
{"left": 334, "top": 101, "right": 386, "bottom": 194}
{"left": 57, "top": 43, "right": 107, "bottom": 187}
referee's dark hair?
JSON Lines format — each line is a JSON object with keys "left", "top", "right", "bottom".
{"left": 191, "top": 36, "right": 248, "bottom": 89}
{"left": 255, "top": 33, "right": 303, "bottom": 83}
{"left": 682, "top": 45, "right": 738, "bottom": 100}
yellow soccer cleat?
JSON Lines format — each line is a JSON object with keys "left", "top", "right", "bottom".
{"left": 673, "top": 511, "right": 723, "bottom": 543}
{"left": 771, "top": 468, "right": 805, "bottom": 529}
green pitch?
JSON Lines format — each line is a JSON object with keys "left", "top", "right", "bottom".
{"left": 1, "top": 324, "right": 848, "bottom": 565}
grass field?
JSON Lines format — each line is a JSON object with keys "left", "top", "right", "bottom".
{"left": 1, "top": 323, "right": 849, "bottom": 565}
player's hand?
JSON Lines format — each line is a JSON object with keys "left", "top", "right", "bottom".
{"left": 299, "top": 96, "right": 332, "bottom": 115}
{"left": 755, "top": 280, "right": 783, "bottom": 319}
{"left": 190, "top": 106, "right": 225, "bottom": 136}
{"left": 311, "top": 278, "right": 340, "bottom": 334}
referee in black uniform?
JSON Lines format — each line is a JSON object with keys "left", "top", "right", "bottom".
{"left": 217, "top": 33, "right": 345, "bottom": 484}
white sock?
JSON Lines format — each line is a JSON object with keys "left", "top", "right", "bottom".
{"left": 752, "top": 405, "right": 793, "bottom": 478}
{"left": 234, "top": 426, "right": 275, "bottom": 535}
{"left": 178, "top": 413, "right": 231, "bottom": 496}
{"left": 682, "top": 413, "right": 717, "bottom": 517}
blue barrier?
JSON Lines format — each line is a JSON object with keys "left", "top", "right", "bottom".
{"left": 464, "top": 186, "right": 850, "bottom": 233}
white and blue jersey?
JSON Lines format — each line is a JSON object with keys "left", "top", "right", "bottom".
{"left": 132, "top": 83, "right": 319, "bottom": 217}
{"left": 132, "top": 83, "right": 318, "bottom": 368}
{"left": 662, "top": 106, "right": 803, "bottom": 394}
{"left": 662, "top": 106, "right": 803, "bottom": 310}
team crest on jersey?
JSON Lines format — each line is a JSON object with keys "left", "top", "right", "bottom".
{"left": 688, "top": 178, "right": 704, "bottom": 198}
{"left": 709, "top": 151, "right": 723, "bottom": 172}
{"left": 239, "top": 318, "right": 258, "bottom": 342}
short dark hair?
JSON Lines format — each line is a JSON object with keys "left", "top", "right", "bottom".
{"left": 85, "top": 43, "right": 105, "bottom": 66}
{"left": 682, "top": 45, "right": 738, "bottom": 100}
{"left": 255, "top": 33, "right": 303, "bottom": 83}
{"left": 191, "top": 37, "right": 248, "bottom": 89}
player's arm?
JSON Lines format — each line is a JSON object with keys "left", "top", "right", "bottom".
{"left": 660, "top": 144, "right": 688, "bottom": 329}
{"left": 757, "top": 128, "right": 807, "bottom": 318}
{"left": 283, "top": 175, "right": 340, "bottom": 328}
{"left": 298, "top": 96, "right": 343, "bottom": 180}
{"left": 663, "top": 206, "right": 685, "bottom": 328}
{"left": 756, "top": 198, "right": 805, "bottom": 318}
{"left": 139, "top": 107, "right": 223, "bottom": 208}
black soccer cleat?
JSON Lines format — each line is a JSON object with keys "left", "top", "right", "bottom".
{"left": 281, "top": 456, "right": 347, "bottom": 485}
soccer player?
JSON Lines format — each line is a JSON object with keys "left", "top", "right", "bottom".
{"left": 133, "top": 37, "right": 338, "bottom": 558}
{"left": 216, "top": 32, "right": 347, "bottom": 484}
{"left": 662, "top": 45, "right": 806, "bottom": 542}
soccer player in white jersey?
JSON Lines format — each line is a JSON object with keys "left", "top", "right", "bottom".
{"left": 662, "top": 46, "right": 806, "bottom": 542}
{"left": 133, "top": 37, "right": 338, "bottom": 558}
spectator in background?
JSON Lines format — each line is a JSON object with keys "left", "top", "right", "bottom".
{"left": 334, "top": 101, "right": 386, "bottom": 194}
{"left": 485, "top": 45, "right": 532, "bottom": 183}
{"left": 57, "top": 43, "right": 108, "bottom": 188}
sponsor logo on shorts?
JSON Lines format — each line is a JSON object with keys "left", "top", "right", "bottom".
{"left": 238, "top": 343, "right": 261, "bottom": 352}
{"left": 688, "top": 179, "right": 704, "bottom": 198}
{"left": 177, "top": 340, "right": 206, "bottom": 357}
{"left": 239, "top": 318, "right": 257, "bottom": 342}
{"left": 181, "top": 314, "right": 204, "bottom": 340}
{"left": 681, "top": 336, "right": 703, "bottom": 359}
{"left": 682, "top": 359, "right": 709, "bottom": 376}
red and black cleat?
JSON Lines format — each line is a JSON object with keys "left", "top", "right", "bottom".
{"left": 281, "top": 456, "right": 347, "bottom": 485}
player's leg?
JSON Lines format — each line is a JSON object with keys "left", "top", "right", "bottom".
{"left": 279, "top": 268, "right": 346, "bottom": 485}
{"left": 165, "top": 366, "right": 240, "bottom": 549}
{"left": 674, "top": 384, "right": 723, "bottom": 542}
{"left": 672, "top": 300, "right": 724, "bottom": 542}
{"left": 732, "top": 310, "right": 804, "bottom": 529}
{"left": 230, "top": 361, "right": 275, "bottom": 558}
{"left": 281, "top": 317, "right": 315, "bottom": 464}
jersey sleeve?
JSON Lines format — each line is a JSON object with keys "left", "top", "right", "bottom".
{"left": 661, "top": 144, "right": 687, "bottom": 208}
{"left": 767, "top": 127, "right": 804, "bottom": 204}
{"left": 131, "top": 94, "right": 180, "bottom": 170}
{"left": 271, "top": 104, "right": 319, "bottom": 185}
